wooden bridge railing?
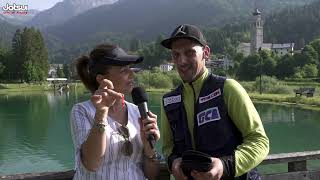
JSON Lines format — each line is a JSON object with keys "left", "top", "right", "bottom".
{"left": 1, "top": 150, "right": 320, "bottom": 180}
{"left": 260, "top": 150, "right": 320, "bottom": 180}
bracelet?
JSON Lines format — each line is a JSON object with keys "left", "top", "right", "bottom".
{"left": 93, "top": 121, "right": 108, "bottom": 133}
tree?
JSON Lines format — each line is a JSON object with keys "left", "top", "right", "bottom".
{"left": 63, "top": 64, "right": 70, "bottom": 78}
{"left": 11, "top": 29, "right": 23, "bottom": 80}
{"left": 310, "top": 38, "right": 320, "bottom": 62}
{"left": 0, "top": 48, "right": 7, "bottom": 71}
{"left": 35, "top": 30, "right": 49, "bottom": 81}
{"left": 149, "top": 72, "right": 172, "bottom": 89}
{"left": 292, "top": 67, "right": 304, "bottom": 79}
{"left": 275, "top": 54, "right": 295, "bottom": 79}
{"left": 262, "top": 57, "right": 277, "bottom": 76}
{"left": 137, "top": 35, "right": 171, "bottom": 69}
{"left": 0, "top": 62, "right": 5, "bottom": 77}
{"left": 16, "top": 27, "right": 50, "bottom": 82}
{"left": 228, "top": 52, "right": 244, "bottom": 78}
{"left": 300, "top": 45, "right": 319, "bottom": 65}
{"left": 129, "top": 38, "right": 142, "bottom": 52}
{"left": 56, "top": 66, "right": 65, "bottom": 78}
{"left": 302, "top": 64, "right": 318, "bottom": 78}
{"left": 238, "top": 54, "right": 260, "bottom": 80}
{"left": 257, "top": 49, "right": 277, "bottom": 76}
{"left": 22, "top": 61, "right": 37, "bottom": 82}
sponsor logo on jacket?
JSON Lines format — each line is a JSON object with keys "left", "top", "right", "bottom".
{"left": 197, "top": 107, "right": 221, "bottom": 126}
{"left": 199, "top": 89, "right": 221, "bottom": 104}
{"left": 164, "top": 95, "right": 181, "bottom": 106}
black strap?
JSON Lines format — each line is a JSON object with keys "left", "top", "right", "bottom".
{"left": 220, "top": 155, "right": 236, "bottom": 178}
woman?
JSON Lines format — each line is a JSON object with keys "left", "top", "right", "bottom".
{"left": 70, "top": 44, "right": 160, "bottom": 180}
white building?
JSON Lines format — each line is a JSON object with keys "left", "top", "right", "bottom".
{"left": 160, "top": 63, "right": 174, "bottom": 72}
{"left": 206, "top": 56, "right": 233, "bottom": 72}
{"left": 238, "top": 9, "right": 294, "bottom": 56}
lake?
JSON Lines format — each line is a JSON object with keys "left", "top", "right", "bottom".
{"left": 0, "top": 90, "right": 319, "bottom": 175}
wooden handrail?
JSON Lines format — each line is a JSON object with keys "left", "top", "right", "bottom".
{"left": 1, "top": 150, "right": 320, "bottom": 180}
{"left": 262, "top": 150, "right": 320, "bottom": 165}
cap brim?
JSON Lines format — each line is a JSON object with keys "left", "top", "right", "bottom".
{"left": 161, "top": 36, "right": 205, "bottom": 49}
{"left": 99, "top": 55, "right": 143, "bottom": 66}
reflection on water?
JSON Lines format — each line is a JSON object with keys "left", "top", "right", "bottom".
{"left": 254, "top": 102, "right": 320, "bottom": 174}
{"left": 257, "top": 103, "right": 296, "bottom": 123}
{"left": 255, "top": 102, "right": 320, "bottom": 154}
{"left": 0, "top": 91, "right": 320, "bottom": 175}
{"left": 0, "top": 91, "right": 79, "bottom": 175}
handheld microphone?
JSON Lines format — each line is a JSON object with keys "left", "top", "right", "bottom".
{"left": 131, "top": 87, "right": 155, "bottom": 149}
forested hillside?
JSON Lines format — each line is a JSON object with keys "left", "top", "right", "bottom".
{"left": 264, "top": 0, "right": 320, "bottom": 49}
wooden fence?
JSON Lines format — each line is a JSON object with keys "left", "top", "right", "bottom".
{"left": 1, "top": 150, "right": 320, "bottom": 180}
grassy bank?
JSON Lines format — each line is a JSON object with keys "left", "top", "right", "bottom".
{"left": 249, "top": 93, "right": 320, "bottom": 110}
{"left": 0, "top": 83, "right": 86, "bottom": 94}
{"left": 146, "top": 88, "right": 320, "bottom": 109}
{"left": 0, "top": 83, "right": 50, "bottom": 93}
{"left": 1, "top": 83, "right": 320, "bottom": 110}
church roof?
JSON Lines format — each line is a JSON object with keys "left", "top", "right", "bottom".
{"left": 239, "top": 43, "right": 251, "bottom": 47}
{"left": 271, "top": 43, "right": 295, "bottom": 49}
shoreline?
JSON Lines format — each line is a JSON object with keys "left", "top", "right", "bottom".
{"left": 1, "top": 84, "right": 319, "bottom": 110}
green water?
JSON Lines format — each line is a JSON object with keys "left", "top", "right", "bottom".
{"left": 0, "top": 91, "right": 319, "bottom": 175}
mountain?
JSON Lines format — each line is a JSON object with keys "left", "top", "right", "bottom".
{"left": 0, "top": 18, "right": 20, "bottom": 48}
{"left": 28, "top": 0, "right": 118, "bottom": 28}
{"left": 44, "top": 0, "right": 314, "bottom": 46}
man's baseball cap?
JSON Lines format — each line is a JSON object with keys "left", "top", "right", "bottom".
{"left": 161, "top": 24, "right": 207, "bottom": 49}
{"left": 91, "top": 47, "right": 143, "bottom": 66}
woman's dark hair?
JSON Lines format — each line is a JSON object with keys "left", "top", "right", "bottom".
{"left": 76, "top": 44, "right": 116, "bottom": 93}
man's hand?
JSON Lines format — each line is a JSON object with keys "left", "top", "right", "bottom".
{"left": 190, "top": 157, "right": 223, "bottom": 180}
{"left": 171, "top": 158, "right": 188, "bottom": 180}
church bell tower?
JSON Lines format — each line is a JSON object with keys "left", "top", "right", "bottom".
{"left": 251, "top": 8, "right": 263, "bottom": 54}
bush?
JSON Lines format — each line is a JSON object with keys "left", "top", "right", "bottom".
{"left": 166, "top": 71, "right": 181, "bottom": 87}
{"left": 269, "top": 85, "right": 293, "bottom": 94}
{"left": 134, "top": 71, "right": 150, "bottom": 89}
{"left": 239, "top": 81, "right": 255, "bottom": 92}
{"left": 254, "top": 76, "right": 283, "bottom": 93}
{"left": 149, "top": 72, "right": 172, "bottom": 89}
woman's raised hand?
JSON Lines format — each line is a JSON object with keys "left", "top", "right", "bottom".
{"left": 91, "top": 79, "right": 123, "bottom": 112}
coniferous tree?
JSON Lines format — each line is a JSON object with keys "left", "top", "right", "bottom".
{"left": 11, "top": 29, "right": 23, "bottom": 80}
{"left": 57, "top": 66, "right": 65, "bottom": 78}
{"left": 21, "top": 27, "right": 36, "bottom": 82}
{"left": 301, "top": 45, "right": 319, "bottom": 65}
{"left": 0, "top": 49, "right": 5, "bottom": 78}
{"left": 63, "top": 63, "right": 70, "bottom": 78}
{"left": 16, "top": 27, "right": 50, "bottom": 82}
{"left": 35, "top": 30, "right": 49, "bottom": 81}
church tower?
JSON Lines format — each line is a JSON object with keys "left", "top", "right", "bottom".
{"left": 251, "top": 8, "right": 263, "bottom": 54}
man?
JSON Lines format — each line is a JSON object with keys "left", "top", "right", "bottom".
{"left": 160, "top": 24, "right": 269, "bottom": 180}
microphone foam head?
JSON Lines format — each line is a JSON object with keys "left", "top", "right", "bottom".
{"left": 131, "top": 87, "right": 148, "bottom": 104}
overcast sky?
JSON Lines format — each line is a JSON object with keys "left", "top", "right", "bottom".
{"left": 0, "top": 0, "right": 63, "bottom": 11}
